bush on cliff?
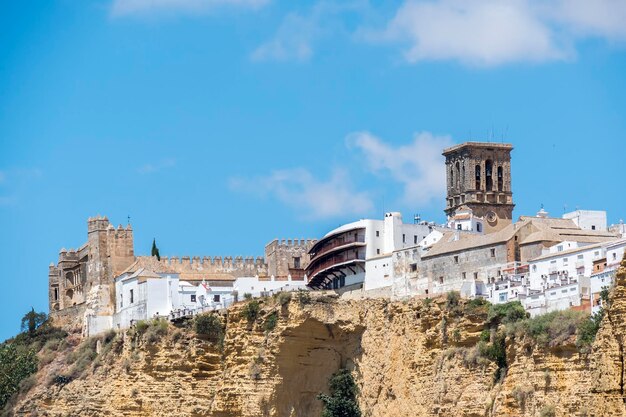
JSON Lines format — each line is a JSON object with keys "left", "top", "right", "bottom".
{"left": 0, "top": 344, "right": 38, "bottom": 410}
{"left": 195, "top": 313, "right": 224, "bottom": 345}
{"left": 507, "top": 309, "right": 587, "bottom": 348}
{"left": 318, "top": 369, "right": 361, "bottom": 417}
{"left": 241, "top": 300, "right": 260, "bottom": 323}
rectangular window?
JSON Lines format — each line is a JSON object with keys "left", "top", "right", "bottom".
{"left": 54, "top": 288, "right": 58, "bottom": 301}
{"left": 213, "top": 294, "right": 220, "bottom": 302}
{"left": 592, "top": 225, "right": 596, "bottom": 230}
{"left": 377, "top": 249, "right": 380, "bottom": 255}
{"left": 474, "top": 272, "right": 478, "bottom": 280}
{"left": 410, "top": 263, "right": 417, "bottom": 272}
{"left": 120, "top": 293, "right": 123, "bottom": 308}
{"left": 614, "top": 253, "right": 617, "bottom": 260}
{"left": 454, "top": 255, "right": 459, "bottom": 264}
{"left": 563, "top": 257, "right": 568, "bottom": 265}
{"left": 414, "top": 235, "right": 418, "bottom": 244}
{"left": 499, "top": 293, "right": 508, "bottom": 302}
{"left": 191, "top": 294, "right": 196, "bottom": 303}
{"left": 462, "top": 272, "right": 466, "bottom": 280}
{"left": 293, "top": 257, "right": 301, "bottom": 269}
{"left": 557, "top": 245, "right": 563, "bottom": 252}
{"left": 457, "top": 224, "right": 462, "bottom": 230}
{"left": 402, "top": 234, "right": 406, "bottom": 243}
{"left": 561, "top": 289, "right": 568, "bottom": 294}
{"left": 578, "top": 254, "right": 584, "bottom": 260}
{"left": 439, "top": 276, "right": 444, "bottom": 284}
{"left": 376, "top": 231, "right": 380, "bottom": 237}
{"left": 570, "top": 287, "right": 576, "bottom": 292}
{"left": 490, "top": 248, "right": 496, "bottom": 257}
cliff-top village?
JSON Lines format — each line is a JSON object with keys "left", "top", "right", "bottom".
{"left": 48, "top": 141, "right": 626, "bottom": 337}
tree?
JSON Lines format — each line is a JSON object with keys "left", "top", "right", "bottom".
{"left": 0, "top": 343, "right": 38, "bottom": 409}
{"left": 151, "top": 238, "right": 161, "bottom": 261}
{"left": 20, "top": 308, "right": 47, "bottom": 335}
{"left": 318, "top": 369, "right": 361, "bottom": 417}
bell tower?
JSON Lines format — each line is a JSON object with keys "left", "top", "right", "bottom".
{"left": 443, "top": 142, "right": 514, "bottom": 233}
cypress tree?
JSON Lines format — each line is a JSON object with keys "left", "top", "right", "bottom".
{"left": 151, "top": 238, "right": 161, "bottom": 261}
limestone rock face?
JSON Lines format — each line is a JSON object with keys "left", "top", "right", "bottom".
{"left": 10, "top": 270, "right": 626, "bottom": 417}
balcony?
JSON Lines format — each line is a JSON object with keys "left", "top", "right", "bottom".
{"left": 309, "top": 230, "right": 366, "bottom": 260}
{"left": 306, "top": 251, "right": 366, "bottom": 288}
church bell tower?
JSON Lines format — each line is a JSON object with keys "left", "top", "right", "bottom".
{"left": 443, "top": 142, "right": 514, "bottom": 234}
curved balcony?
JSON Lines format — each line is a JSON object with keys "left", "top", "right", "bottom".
{"left": 306, "top": 249, "right": 365, "bottom": 289}
{"left": 309, "top": 227, "right": 366, "bottom": 260}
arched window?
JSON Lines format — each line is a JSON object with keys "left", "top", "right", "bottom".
{"left": 475, "top": 165, "right": 481, "bottom": 189}
{"left": 485, "top": 160, "right": 493, "bottom": 191}
{"left": 497, "top": 166, "right": 503, "bottom": 191}
{"left": 65, "top": 271, "right": 74, "bottom": 286}
{"left": 455, "top": 162, "right": 461, "bottom": 189}
{"left": 450, "top": 166, "right": 454, "bottom": 188}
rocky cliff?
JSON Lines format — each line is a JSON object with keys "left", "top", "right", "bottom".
{"left": 7, "top": 259, "right": 626, "bottom": 417}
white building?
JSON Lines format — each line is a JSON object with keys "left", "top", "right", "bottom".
{"left": 563, "top": 210, "right": 607, "bottom": 232}
{"left": 233, "top": 276, "right": 308, "bottom": 298}
{"left": 306, "top": 212, "right": 446, "bottom": 291}
{"left": 447, "top": 207, "right": 486, "bottom": 234}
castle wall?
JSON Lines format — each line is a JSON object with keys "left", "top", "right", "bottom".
{"left": 265, "top": 239, "right": 316, "bottom": 279}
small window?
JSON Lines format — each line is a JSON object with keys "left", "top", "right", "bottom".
{"left": 54, "top": 288, "right": 58, "bottom": 301}
{"left": 130, "top": 289, "right": 134, "bottom": 304}
{"left": 476, "top": 223, "right": 482, "bottom": 233}
{"left": 578, "top": 254, "right": 584, "bottom": 260}
{"left": 410, "top": 263, "right": 417, "bottom": 272}
{"left": 613, "top": 253, "right": 617, "bottom": 260}
{"left": 293, "top": 257, "right": 301, "bottom": 269}
{"left": 563, "top": 257, "right": 568, "bottom": 265}
{"left": 490, "top": 248, "right": 496, "bottom": 257}
{"left": 474, "top": 272, "right": 478, "bottom": 279}
{"left": 592, "top": 225, "right": 596, "bottom": 230}
{"left": 191, "top": 294, "right": 196, "bottom": 302}
{"left": 213, "top": 294, "right": 220, "bottom": 302}
{"left": 532, "top": 265, "right": 537, "bottom": 272}
{"left": 462, "top": 272, "right": 466, "bottom": 279}
{"left": 402, "top": 234, "right": 406, "bottom": 243}
{"left": 439, "top": 276, "right": 444, "bottom": 284}
{"left": 557, "top": 245, "right": 563, "bottom": 252}
{"left": 377, "top": 249, "right": 380, "bottom": 255}
{"left": 376, "top": 231, "right": 380, "bottom": 237}
{"left": 457, "top": 224, "right": 462, "bottom": 230}
{"left": 499, "top": 293, "right": 508, "bottom": 302}
{"left": 454, "top": 255, "right": 459, "bottom": 264}
{"left": 414, "top": 235, "right": 418, "bottom": 244}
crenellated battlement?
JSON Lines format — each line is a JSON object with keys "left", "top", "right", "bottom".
{"left": 161, "top": 255, "right": 265, "bottom": 267}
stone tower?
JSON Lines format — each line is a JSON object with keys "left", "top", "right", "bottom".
{"left": 443, "top": 142, "right": 514, "bottom": 234}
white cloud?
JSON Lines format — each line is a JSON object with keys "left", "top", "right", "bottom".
{"left": 347, "top": 131, "right": 453, "bottom": 206}
{"left": 550, "top": 0, "right": 626, "bottom": 40}
{"left": 251, "top": 1, "right": 366, "bottom": 62}
{"left": 373, "top": 0, "right": 566, "bottom": 67}
{"left": 137, "top": 158, "right": 176, "bottom": 174}
{"left": 230, "top": 168, "right": 373, "bottom": 219}
{"left": 364, "top": 0, "right": 626, "bottom": 67}
{"left": 111, "top": 0, "right": 268, "bottom": 17}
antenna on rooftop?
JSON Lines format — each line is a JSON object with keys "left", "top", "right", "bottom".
{"left": 414, "top": 214, "right": 421, "bottom": 224}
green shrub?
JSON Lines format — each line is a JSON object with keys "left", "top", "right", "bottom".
{"left": 540, "top": 404, "right": 556, "bottom": 417}
{"left": 487, "top": 301, "right": 527, "bottom": 326}
{"left": 446, "top": 291, "right": 460, "bottom": 310}
{"left": 295, "top": 290, "right": 311, "bottom": 305}
{"left": 243, "top": 293, "right": 253, "bottom": 300}
{"left": 511, "top": 309, "right": 586, "bottom": 348}
{"left": 134, "top": 320, "right": 149, "bottom": 336}
{"left": 143, "top": 319, "right": 169, "bottom": 344}
{"left": 0, "top": 344, "right": 38, "bottom": 409}
{"left": 576, "top": 310, "right": 604, "bottom": 352}
{"left": 264, "top": 312, "right": 278, "bottom": 332}
{"left": 277, "top": 292, "right": 292, "bottom": 307}
{"left": 241, "top": 300, "right": 261, "bottom": 323}
{"left": 318, "top": 369, "right": 361, "bottom": 417}
{"left": 194, "top": 313, "right": 224, "bottom": 344}
{"left": 511, "top": 384, "right": 534, "bottom": 411}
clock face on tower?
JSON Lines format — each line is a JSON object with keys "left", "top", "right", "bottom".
{"left": 486, "top": 211, "right": 498, "bottom": 225}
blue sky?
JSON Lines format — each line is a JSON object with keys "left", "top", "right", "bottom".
{"left": 1, "top": 0, "right": 626, "bottom": 340}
